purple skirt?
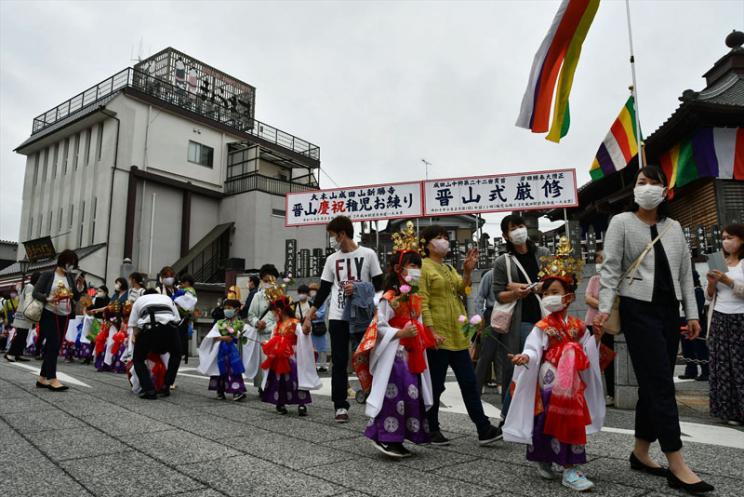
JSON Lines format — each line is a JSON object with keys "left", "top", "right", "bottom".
{"left": 208, "top": 353, "right": 247, "bottom": 394}
{"left": 95, "top": 353, "right": 112, "bottom": 372}
{"left": 109, "top": 348, "right": 128, "bottom": 374}
{"left": 364, "top": 353, "right": 431, "bottom": 445}
{"left": 526, "top": 362, "right": 586, "bottom": 466}
{"left": 261, "top": 359, "right": 311, "bottom": 406}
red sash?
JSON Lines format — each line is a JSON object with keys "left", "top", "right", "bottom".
{"left": 537, "top": 313, "right": 592, "bottom": 446}
{"left": 261, "top": 319, "right": 298, "bottom": 375}
{"left": 94, "top": 321, "right": 110, "bottom": 355}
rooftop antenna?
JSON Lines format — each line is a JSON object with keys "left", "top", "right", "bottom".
{"left": 130, "top": 37, "right": 145, "bottom": 64}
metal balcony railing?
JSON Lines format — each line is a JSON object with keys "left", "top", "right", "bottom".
{"left": 31, "top": 68, "right": 320, "bottom": 161}
{"left": 225, "top": 172, "right": 319, "bottom": 196}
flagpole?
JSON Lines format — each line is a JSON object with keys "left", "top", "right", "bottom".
{"left": 625, "top": 0, "right": 645, "bottom": 169}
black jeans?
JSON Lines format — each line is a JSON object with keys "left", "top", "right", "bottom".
{"left": 426, "top": 348, "right": 491, "bottom": 435}
{"left": 39, "top": 309, "right": 67, "bottom": 380}
{"left": 329, "top": 319, "right": 351, "bottom": 410}
{"left": 8, "top": 328, "right": 29, "bottom": 357}
{"left": 132, "top": 323, "right": 182, "bottom": 393}
{"left": 621, "top": 297, "right": 683, "bottom": 453}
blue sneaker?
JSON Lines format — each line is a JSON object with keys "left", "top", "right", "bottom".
{"left": 562, "top": 468, "right": 595, "bottom": 492}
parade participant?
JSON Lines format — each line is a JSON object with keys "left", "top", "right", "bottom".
{"left": 173, "top": 274, "right": 198, "bottom": 364}
{"left": 707, "top": 223, "right": 744, "bottom": 426}
{"left": 128, "top": 288, "right": 182, "bottom": 399}
{"left": 5, "top": 272, "right": 41, "bottom": 362}
{"left": 295, "top": 284, "right": 311, "bottom": 323}
{"left": 247, "top": 264, "right": 281, "bottom": 391}
{"left": 301, "top": 216, "right": 384, "bottom": 423}
{"left": 261, "top": 285, "right": 321, "bottom": 416}
{"left": 86, "top": 285, "right": 111, "bottom": 316}
{"left": 1, "top": 288, "right": 19, "bottom": 336}
{"left": 33, "top": 250, "right": 85, "bottom": 391}
{"left": 594, "top": 166, "right": 713, "bottom": 494}
{"left": 474, "top": 267, "right": 500, "bottom": 393}
{"left": 128, "top": 272, "right": 146, "bottom": 302}
{"left": 504, "top": 237, "right": 605, "bottom": 491}
{"left": 308, "top": 282, "right": 329, "bottom": 372}
{"left": 198, "top": 296, "right": 258, "bottom": 401}
{"left": 493, "top": 214, "right": 550, "bottom": 420}
{"left": 353, "top": 222, "right": 436, "bottom": 459}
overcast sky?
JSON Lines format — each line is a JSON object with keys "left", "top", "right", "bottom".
{"left": 1, "top": 0, "right": 742, "bottom": 243}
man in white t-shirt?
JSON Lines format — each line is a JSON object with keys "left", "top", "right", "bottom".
{"left": 302, "top": 215, "right": 383, "bottom": 423}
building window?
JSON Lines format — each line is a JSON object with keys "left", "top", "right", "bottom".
{"left": 63, "top": 138, "right": 70, "bottom": 175}
{"left": 32, "top": 152, "right": 40, "bottom": 186}
{"left": 47, "top": 211, "right": 52, "bottom": 234}
{"left": 73, "top": 133, "right": 80, "bottom": 170}
{"left": 28, "top": 217, "right": 33, "bottom": 240}
{"left": 69, "top": 204, "right": 74, "bottom": 228}
{"left": 96, "top": 123, "right": 103, "bottom": 161}
{"left": 85, "top": 127, "right": 92, "bottom": 165}
{"left": 187, "top": 141, "right": 213, "bottom": 168}
{"left": 58, "top": 207, "right": 63, "bottom": 232}
{"left": 271, "top": 209, "right": 286, "bottom": 217}
{"left": 51, "top": 143, "right": 59, "bottom": 178}
{"left": 38, "top": 214, "right": 43, "bottom": 238}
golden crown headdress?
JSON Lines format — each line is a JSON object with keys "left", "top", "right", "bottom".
{"left": 537, "top": 236, "right": 584, "bottom": 286}
{"left": 392, "top": 221, "right": 424, "bottom": 254}
{"left": 226, "top": 285, "right": 241, "bottom": 301}
{"left": 263, "top": 276, "right": 289, "bottom": 304}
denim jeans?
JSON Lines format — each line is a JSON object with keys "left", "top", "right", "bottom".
{"left": 426, "top": 348, "right": 491, "bottom": 435}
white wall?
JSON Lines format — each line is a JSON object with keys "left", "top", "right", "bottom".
{"left": 190, "top": 195, "right": 220, "bottom": 247}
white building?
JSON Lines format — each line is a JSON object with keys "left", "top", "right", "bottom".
{"left": 2, "top": 47, "right": 325, "bottom": 289}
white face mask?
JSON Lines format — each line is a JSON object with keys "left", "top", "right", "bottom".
{"left": 329, "top": 235, "right": 341, "bottom": 250}
{"left": 542, "top": 295, "right": 566, "bottom": 314}
{"left": 298, "top": 294, "right": 308, "bottom": 301}
{"left": 405, "top": 268, "right": 421, "bottom": 282}
{"left": 430, "top": 238, "right": 450, "bottom": 255}
{"left": 162, "top": 277, "right": 175, "bottom": 286}
{"left": 224, "top": 309, "right": 236, "bottom": 319}
{"left": 634, "top": 184, "right": 666, "bottom": 210}
{"left": 64, "top": 264, "right": 75, "bottom": 273}
{"left": 722, "top": 238, "right": 741, "bottom": 256}
{"left": 595, "top": 263, "right": 603, "bottom": 273}
{"left": 309, "top": 290, "right": 318, "bottom": 298}
{"left": 114, "top": 283, "right": 121, "bottom": 291}
{"left": 509, "top": 227, "right": 529, "bottom": 246}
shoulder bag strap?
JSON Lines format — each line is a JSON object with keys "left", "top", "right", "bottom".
{"left": 623, "top": 222, "right": 675, "bottom": 286}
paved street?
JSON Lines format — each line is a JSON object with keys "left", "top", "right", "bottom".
{"left": 1, "top": 359, "right": 743, "bottom": 497}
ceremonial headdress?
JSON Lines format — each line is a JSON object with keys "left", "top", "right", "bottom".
{"left": 538, "top": 236, "right": 584, "bottom": 287}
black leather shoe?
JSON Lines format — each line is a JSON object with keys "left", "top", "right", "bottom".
{"left": 16, "top": 356, "right": 30, "bottom": 362}
{"left": 4, "top": 354, "right": 16, "bottom": 362}
{"left": 629, "top": 452, "right": 668, "bottom": 477}
{"left": 35, "top": 381, "right": 48, "bottom": 389}
{"left": 667, "top": 471, "right": 714, "bottom": 494}
{"left": 48, "top": 384, "right": 69, "bottom": 391}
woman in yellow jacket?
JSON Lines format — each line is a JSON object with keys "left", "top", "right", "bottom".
{"left": 419, "top": 225, "right": 502, "bottom": 447}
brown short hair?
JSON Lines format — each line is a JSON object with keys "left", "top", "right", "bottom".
{"left": 327, "top": 215, "right": 354, "bottom": 238}
{"left": 723, "top": 223, "right": 744, "bottom": 259}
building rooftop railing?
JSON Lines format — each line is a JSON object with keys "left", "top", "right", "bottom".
{"left": 31, "top": 67, "right": 320, "bottom": 161}
{"left": 225, "top": 172, "right": 319, "bottom": 196}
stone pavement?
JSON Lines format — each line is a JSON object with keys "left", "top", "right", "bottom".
{"left": 1, "top": 359, "right": 743, "bottom": 497}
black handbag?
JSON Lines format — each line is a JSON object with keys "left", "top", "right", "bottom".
{"left": 311, "top": 321, "right": 327, "bottom": 337}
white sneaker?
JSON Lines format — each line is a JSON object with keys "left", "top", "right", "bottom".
{"left": 727, "top": 420, "right": 742, "bottom": 426}
{"left": 605, "top": 395, "right": 615, "bottom": 406}
{"left": 562, "top": 468, "right": 595, "bottom": 492}
{"left": 335, "top": 408, "right": 349, "bottom": 423}
{"left": 537, "top": 462, "right": 557, "bottom": 480}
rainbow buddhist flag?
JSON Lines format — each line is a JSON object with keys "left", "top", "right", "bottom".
{"left": 590, "top": 96, "right": 639, "bottom": 180}
{"left": 660, "top": 127, "right": 744, "bottom": 190}
{"left": 516, "top": 0, "right": 600, "bottom": 143}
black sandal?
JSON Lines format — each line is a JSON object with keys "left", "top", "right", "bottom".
{"left": 629, "top": 452, "right": 668, "bottom": 477}
{"left": 298, "top": 405, "right": 307, "bottom": 417}
{"left": 276, "top": 405, "right": 288, "bottom": 415}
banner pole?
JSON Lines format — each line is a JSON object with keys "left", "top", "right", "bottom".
{"left": 625, "top": 0, "right": 645, "bottom": 169}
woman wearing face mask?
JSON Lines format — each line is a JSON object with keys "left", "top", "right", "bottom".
{"left": 706, "top": 223, "right": 744, "bottom": 427}
{"left": 594, "top": 166, "right": 712, "bottom": 494}
{"left": 584, "top": 250, "right": 614, "bottom": 405}
{"left": 128, "top": 272, "right": 146, "bottom": 303}
{"left": 5, "top": 272, "right": 42, "bottom": 363}
{"left": 247, "top": 264, "right": 282, "bottom": 392}
{"left": 32, "top": 250, "right": 85, "bottom": 391}
{"left": 492, "top": 214, "right": 551, "bottom": 421}
{"left": 308, "top": 283, "right": 330, "bottom": 372}
{"left": 419, "top": 225, "right": 503, "bottom": 447}
{"left": 156, "top": 267, "right": 177, "bottom": 297}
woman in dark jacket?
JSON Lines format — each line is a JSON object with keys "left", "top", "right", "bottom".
{"left": 33, "top": 250, "right": 85, "bottom": 391}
